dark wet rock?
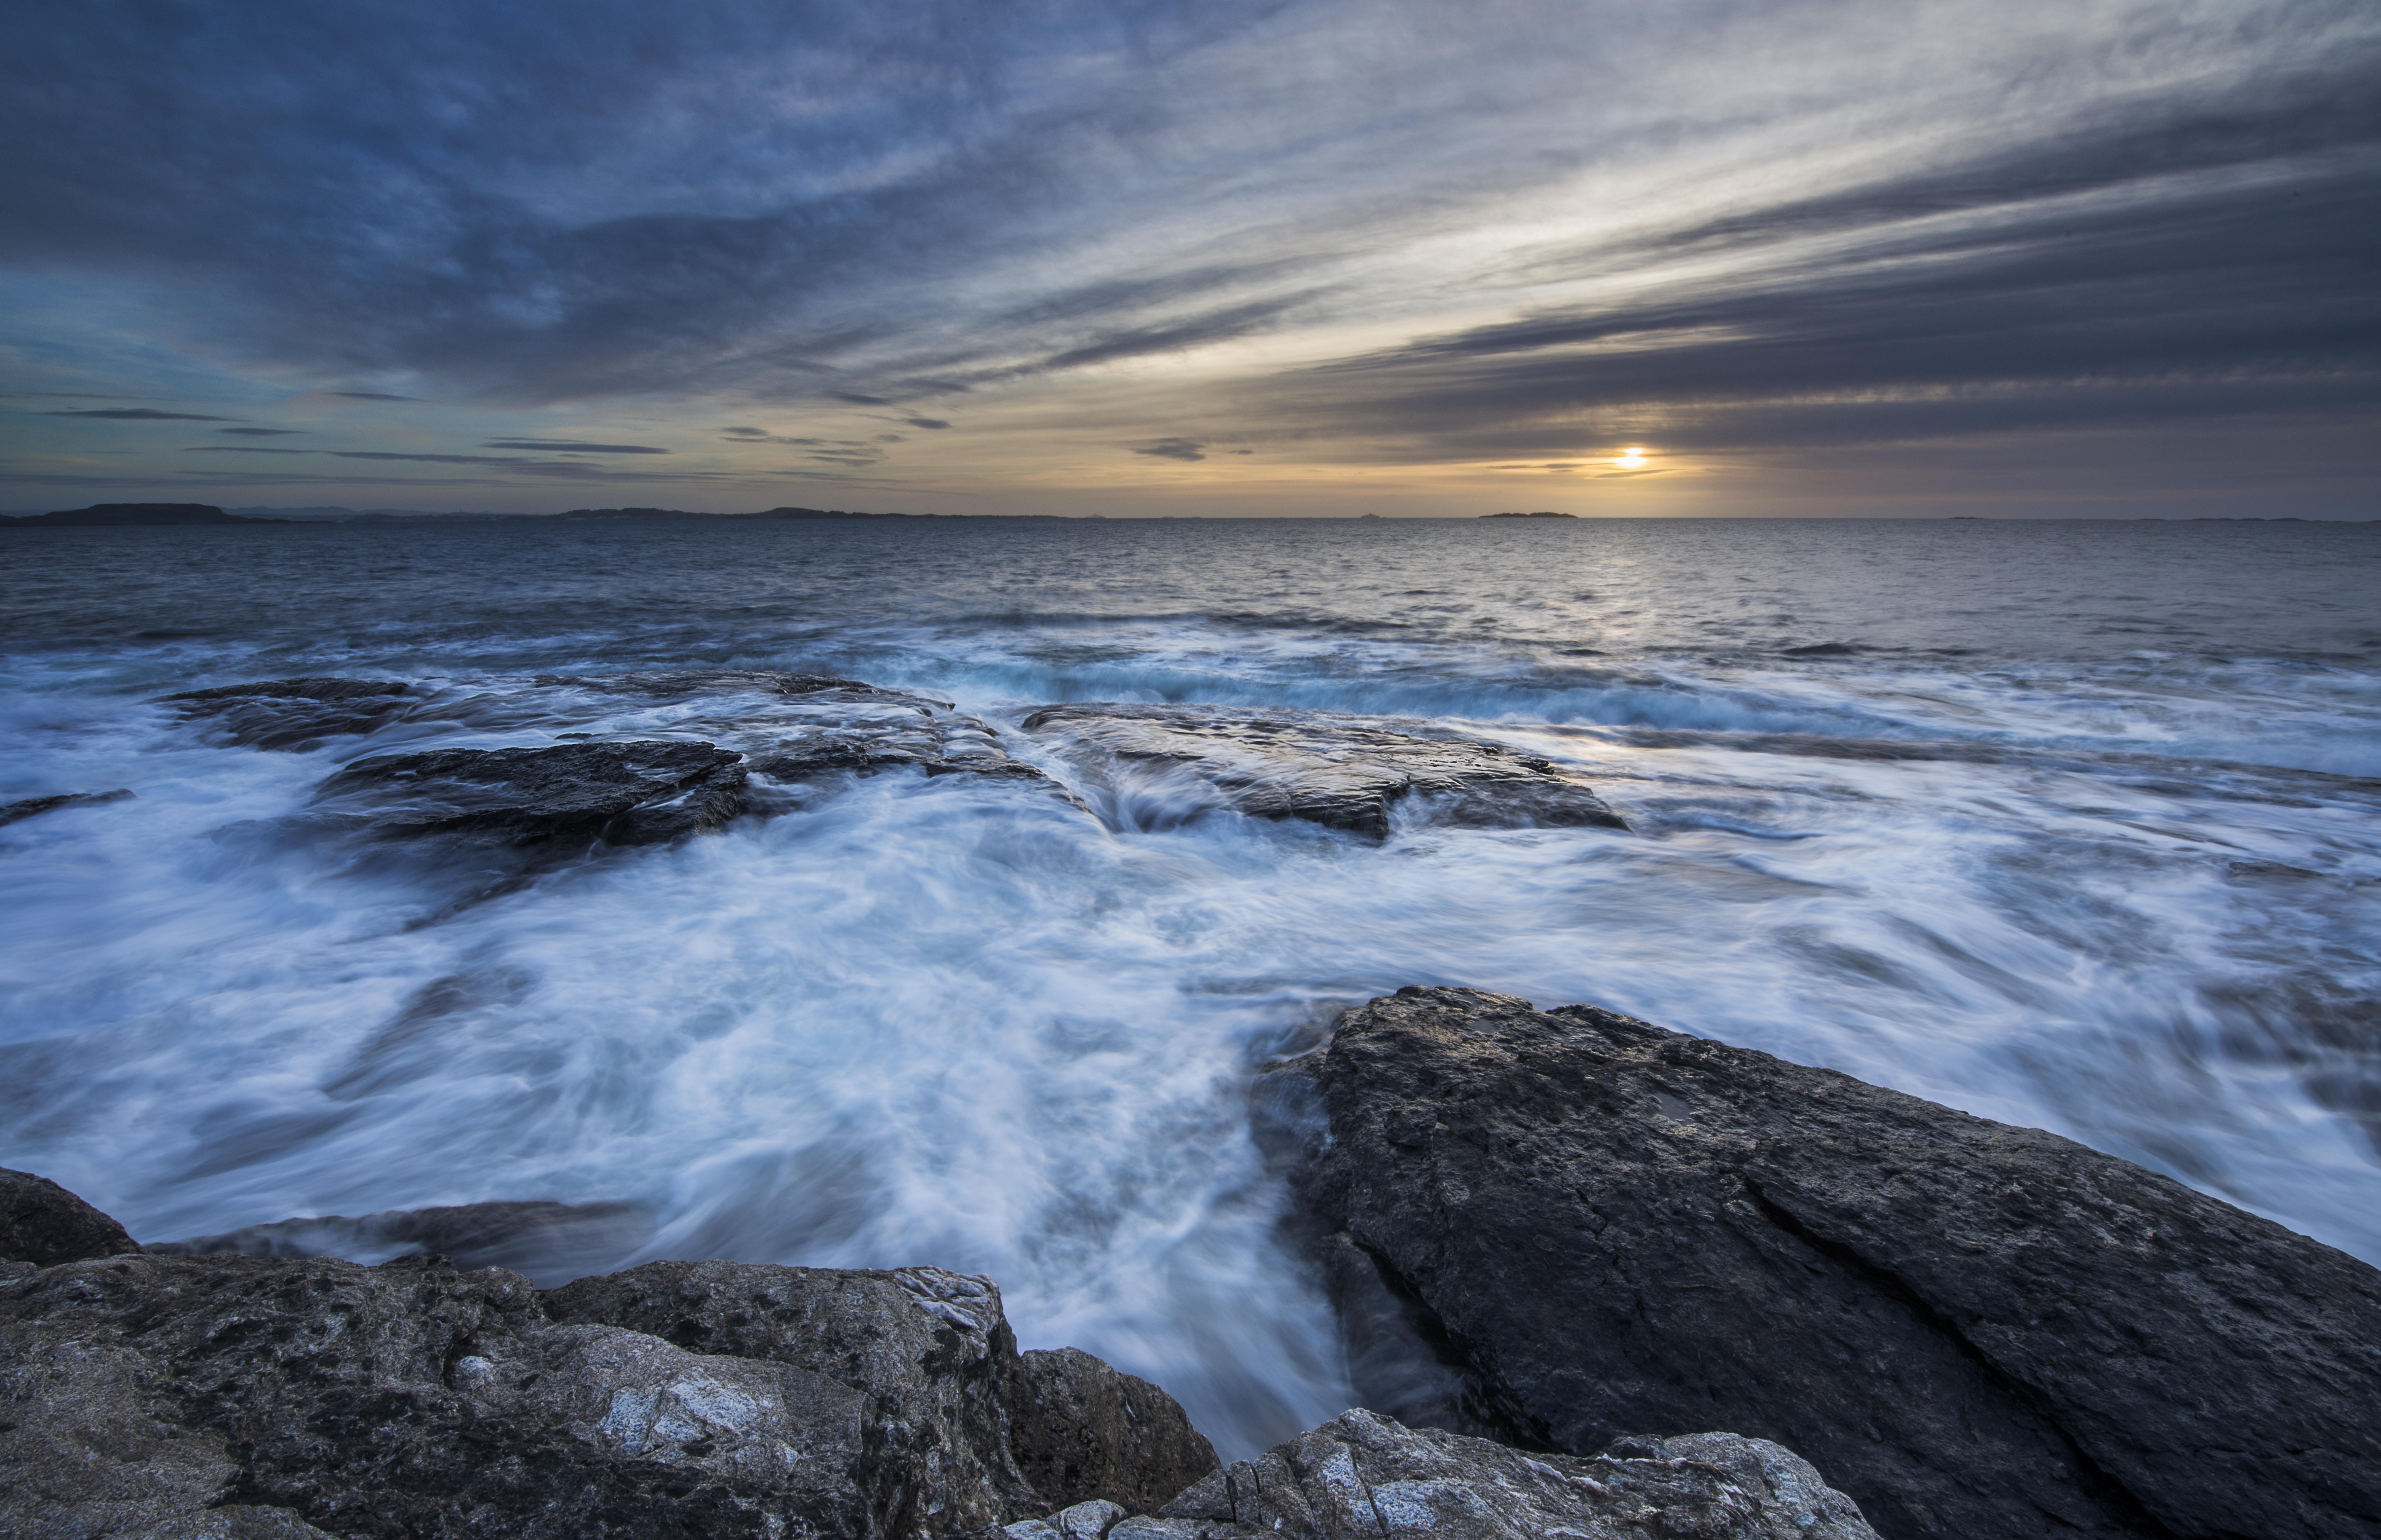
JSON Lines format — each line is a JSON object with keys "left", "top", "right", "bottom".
{"left": 543, "top": 1259, "right": 1040, "bottom": 1532}
{"left": 1010, "top": 1409, "right": 1876, "bottom": 1539}
{"left": 0, "top": 1250, "right": 886, "bottom": 1539}
{"left": 1019, "top": 704, "right": 1625, "bottom": 837}
{"left": 311, "top": 739, "right": 750, "bottom": 846}
{"left": 543, "top": 1261, "right": 1216, "bottom": 1523}
{"left": 1293, "top": 987, "right": 2381, "bottom": 1540}
{"left": 151, "top": 1198, "right": 650, "bottom": 1279}
{"left": 0, "top": 1177, "right": 1222, "bottom": 1539}
{"left": 1009, "top": 1346, "right": 1220, "bottom": 1517}
{"left": 0, "top": 787, "right": 133, "bottom": 827}
{"left": 0, "top": 1167, "right": 141, "bottom": 1267}
{"left": 162, "top": 677, "right": 417, "bottom": 750}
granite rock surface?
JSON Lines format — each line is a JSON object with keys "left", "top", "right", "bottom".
{"left": 1004, "top": 1409, "right": 1877, "bottom": 1539}
{"left": 1292, "top": 987, "right": 2381, "bottom": 1540}
{"left": 0, "top": 1169, "right": 1217, "bottom": 1538}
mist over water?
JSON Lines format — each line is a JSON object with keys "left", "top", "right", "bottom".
{"left": 4, "top": 516, "right": 2378, "bottom": 1457}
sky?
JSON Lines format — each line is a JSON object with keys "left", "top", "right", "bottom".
{"left": 1, "top": 0, "right": 2374, "bottom": 518}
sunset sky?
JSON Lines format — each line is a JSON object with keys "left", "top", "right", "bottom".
{"left": 3, "top": 0, "right": 2374, "bottom": 517}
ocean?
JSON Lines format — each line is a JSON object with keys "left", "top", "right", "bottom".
{"left": 2, "top": 514, "right": 2376, "bottom": 1457}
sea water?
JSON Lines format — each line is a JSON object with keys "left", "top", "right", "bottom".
{"left": 2, "top": 515, "right": 2376, "bottom": 1456}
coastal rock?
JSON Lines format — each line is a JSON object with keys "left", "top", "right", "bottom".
{"left": 1015, "top": 1408, "right": 1877, "bottom": 1539}
{"left": 0, "top": 1168, "right": 141, "bottom": 1267}
{"left": 161, "top": 677, "right": 418, "bottom": 750}
{"left": 1019, "top": 704, "right": 1624, "bottom": 837}
{"left": 1293, "top": 987, "right": 2381, "bottom": 1540}
{"left": 311, "top": 739, "right": 751, "bottom": 846}
{"left": 0, "top": 1175, "right": 1222, "bottom": 1538}
{"left": 0, "top": 787, "right": 133, "bottom": 827}
{"left": 1009, "top": 1347, "right": 1221, "bottom": 1516}
{"left": 155, "top": 670, "right": 1071, "bottom": 850}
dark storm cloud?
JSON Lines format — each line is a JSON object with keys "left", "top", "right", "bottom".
{"left": 43, "top": 408, "right": 236, "bottom": 421}
{"left": 481, "top": 439, "right": 670, "bottom": 453}
{"left": 1133, "top": 438, "right": 1207, "bottom": 462}
{"left": 903, "top": 417, "right": 951, "bottom": 429}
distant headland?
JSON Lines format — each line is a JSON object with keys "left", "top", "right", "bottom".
{"left": 1479, "top": 510, "right": 1577, "bottom": 519}
{"left": 2, "top": 503, "right": 282, "bottom": 526}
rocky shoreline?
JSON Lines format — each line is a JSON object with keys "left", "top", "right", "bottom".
{"left": 8, "top": 987, "right": 2378, "bottom": 1538}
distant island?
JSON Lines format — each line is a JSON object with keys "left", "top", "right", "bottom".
{"left": 1479, "top": 510, "right": 1576, "bottom": 519}
{"left": 4, "top": 502, "right": 1071, "bottom": 525}
{"left": 3, "top": 503, "right": 281, "bottom": 527}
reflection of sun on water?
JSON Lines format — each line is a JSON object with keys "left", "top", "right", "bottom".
{"left": 1614, "top": 447, "right": 1647, "bottom": 469}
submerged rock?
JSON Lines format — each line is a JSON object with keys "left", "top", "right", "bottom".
{"left": 152, "top": 1198, "right": 651, "bottom": 1278}
{"left": 1292, "top": 987, "right": 2381, "bottom": 1540}
{"left": 154, "top": 670, "right": 1071, "bottom": 854}
{"left": 0, "top": 787, "right": 132, "bottom": 827}
{"left": 1019, "top": 704, "right": 1625, "bottom": 837}
{"left": 0, "top": 1172, "right": 1220, "bottom": 1538}
{"left": 161, "top": 677, "right": 417, "bottom": 750}
{"left": 312, "top": 740, "right": 751, "bottom": 846}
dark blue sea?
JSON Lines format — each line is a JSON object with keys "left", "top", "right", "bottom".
{"left": 4, "top": 515, "right": 2377, "bottom": 1454}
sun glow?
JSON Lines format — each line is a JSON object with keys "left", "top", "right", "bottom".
{"left": 1614, "top": 447, "right": 1648, "bottom": 469}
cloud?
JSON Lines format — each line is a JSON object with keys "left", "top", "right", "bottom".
{"left": 0, "top": 0, "right": 2374, "bottom": 509}
{"left": 481, "top": 439, "right": 669, "bottom": 453}
{"left": 43, "top": 408, "right": 235, "bottom": 421}
{"left": 218, "top": 427, "right": 306, "bottom": 436}
{"left": 329, "top": 451, "right": 527, "bottom": 465}
{"left": 187, "top": 446, "right": 314, "bottom": 454}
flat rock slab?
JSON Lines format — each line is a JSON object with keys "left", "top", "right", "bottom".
{"left": 0, "top": 788, "right": 133, "bottom": 828}
{"left": 1019, "top": 704, "right": 1625, "bottom": 837}
{"left": 153, "top": 670, "right": 1070, "bottom": 854}
{"left": 1294, "top": 988, "right": 2381, "bottom": 1540}
{"left": 312, "top": 739, "right": 751, "bottom": 846}
{"left": 161, "top": 677, "right": 417, "bottom": 750}
{"left": 1008, "top": 1409, "right": 1877, "bottom": 1539}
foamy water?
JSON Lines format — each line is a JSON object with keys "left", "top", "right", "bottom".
{"left": 3, "top": 516, "right": 2377, "bottom": 1456}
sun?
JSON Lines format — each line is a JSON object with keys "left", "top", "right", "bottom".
{"left": 1613, "top": 447, "right": 1648, "bottom": 469}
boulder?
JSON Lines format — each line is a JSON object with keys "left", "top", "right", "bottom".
{"left": 1018, "top": 704, "right": 1623, "bottom": 837}
{"left": 1009, "top": 1347, "right": 1220, "bottom": 1516}
{"left": 310, "top": 740, "right": 751, "bottom": 846}
{"left": 161, "top": 677, "right": 417, "bottom": 750}
{"left": 0, "top": 788, "right": 133, "bottom": 827}
{"left": 1002, "top": 1409, "right": 1877, "bottom": 1539}
{"left": 0, "top": 1168, "right": 141, "bottom": 1267}
{"left": 0, "top": 1178, "right": 1223, "bottom": 1538}
{"left": 1292, "top": 987, "right": 2381, "bottom": 1540}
